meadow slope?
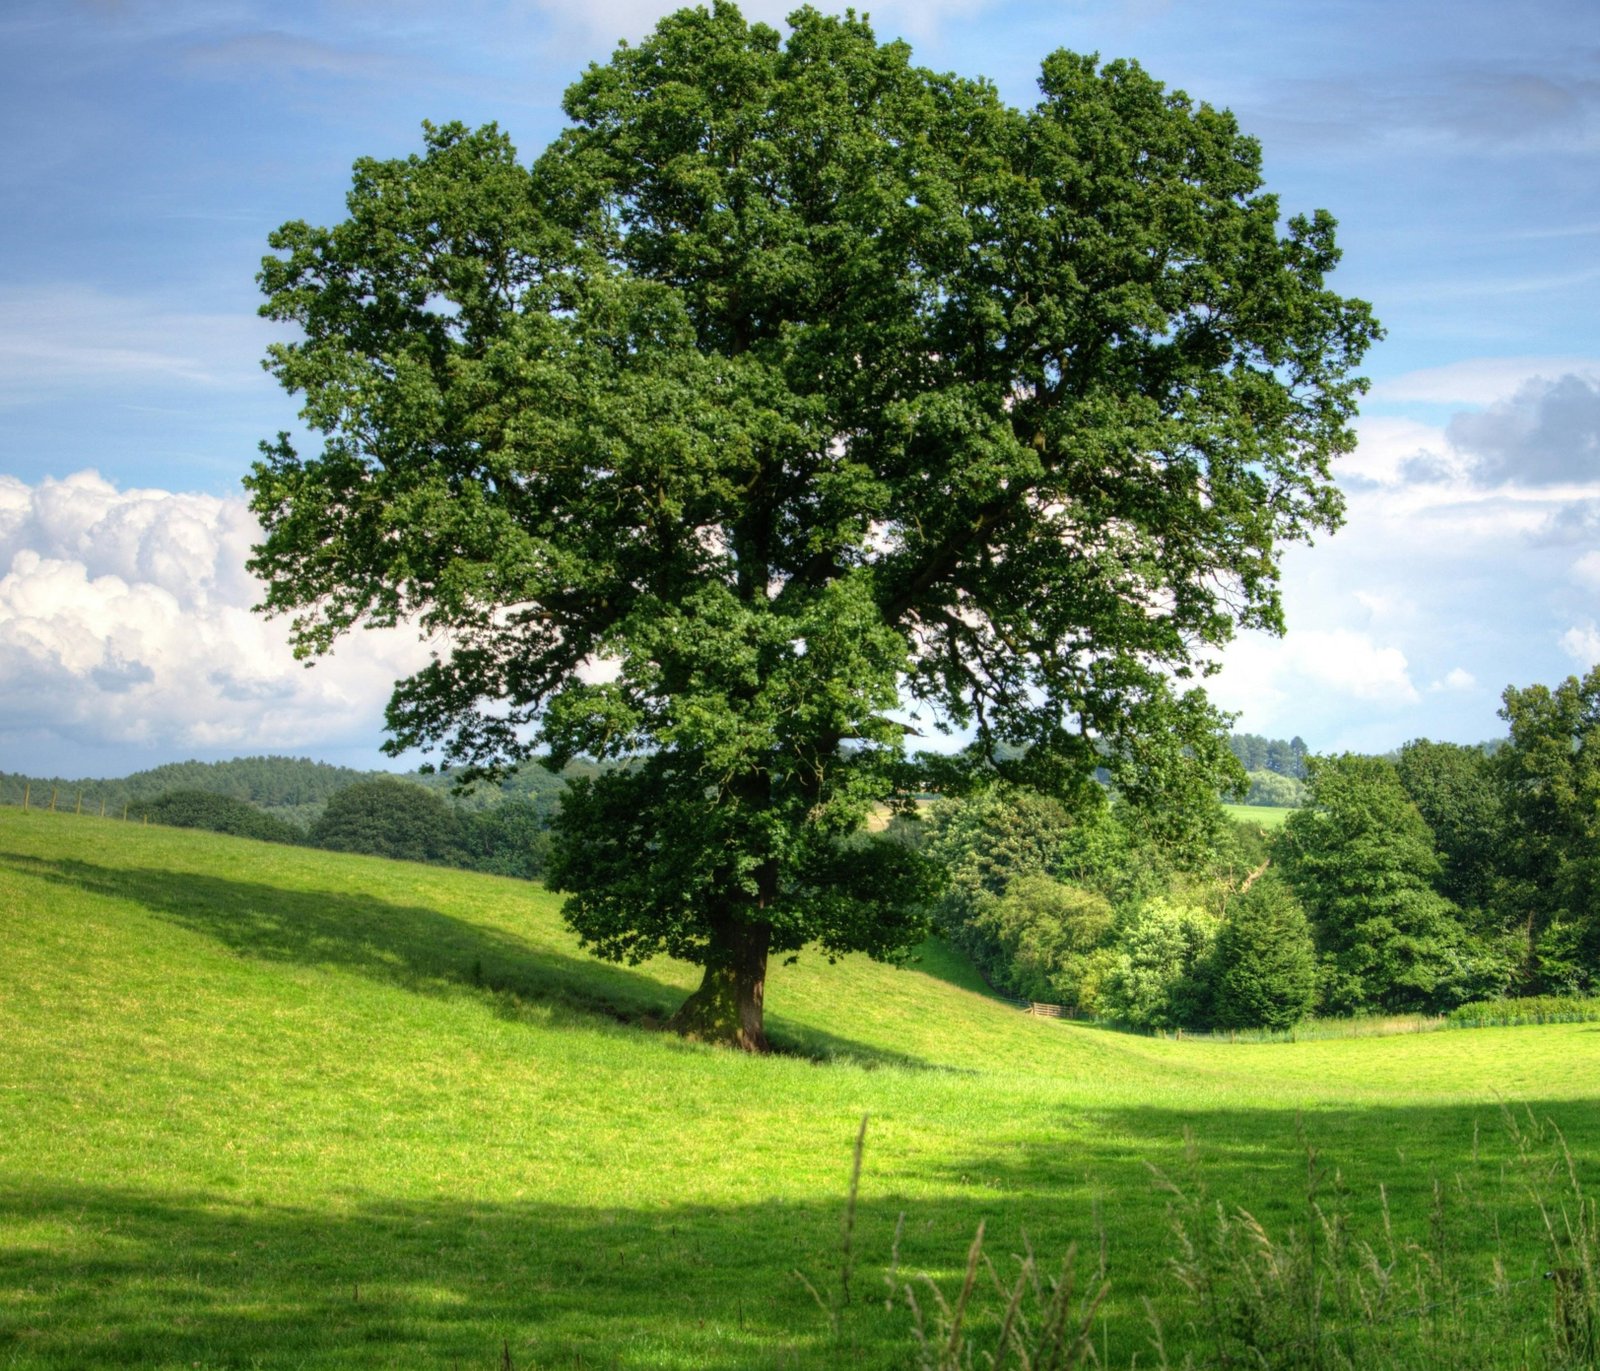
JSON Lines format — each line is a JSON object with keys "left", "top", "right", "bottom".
{"left": 2, "top": 809, "right": 1597, "bottom": 1368}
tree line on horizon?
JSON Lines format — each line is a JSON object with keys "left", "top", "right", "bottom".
{"left": 0, "top": 754, "right": 591, "bottom": 883}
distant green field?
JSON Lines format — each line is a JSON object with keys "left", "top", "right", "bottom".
{"left": 2, "top": 809, "right": 1596, "bottom": 1369}
{"left": 1223, "top": 800, "right": 1295, "bottom": 827}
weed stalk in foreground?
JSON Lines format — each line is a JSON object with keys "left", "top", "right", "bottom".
{"left": 814, "top": 1112, "right": 1600, "bottom": 1370}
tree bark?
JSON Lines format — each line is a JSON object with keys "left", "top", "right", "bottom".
{"left": 666, "top": 916, "right": 772, "bottom": 1053}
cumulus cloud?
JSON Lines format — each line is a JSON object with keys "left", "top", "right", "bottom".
{"left": 0, "top": 471, "right": 432, "bottom": 763}
{"left": 1352, "top": 368, "right": 1600, "bottom": 499}
{"left": 1285, "top": 630, "right": 1421, "bottom": 704}
{"left": 1447, "top": 373, "right": 1600, "bottom": 487}
{"left": 1560, "top": 623, "right": 1600, "bottom": 666}
{"left": 1429, "top": 667, "right": 1476, "bottom": 692}
{"left": 1573, "top": 551, "right": 1600, "bottom": 587}
{"left": 1211, "top": 626, "right": 1420, "bottom": 731}
{"left": 1538, "top": 498, "right": 1600, "bottom": 545}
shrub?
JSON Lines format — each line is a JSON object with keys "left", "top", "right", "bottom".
{"left": 309, "top": 778, "right": 465, "bottom": 865}
{"left": 1102, "top": 897, "right": 1218, "bottom": 1030}
{"left": 1447, "top": 994, "right": 1600, "bottom": 1027}
{"left": 132, "top": 789, "right": 303, "bottom": 844}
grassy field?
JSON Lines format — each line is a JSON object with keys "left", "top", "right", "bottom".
{"left": 1223, "top": 801, "right": 1295, "bottom": 828}
{"left": 3, "top": 808, "right": 1598, "bottom": 1369}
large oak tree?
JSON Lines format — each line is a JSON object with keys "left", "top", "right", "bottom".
{"left": 248, "top": 3, "right": 1379, "bottom": 1050}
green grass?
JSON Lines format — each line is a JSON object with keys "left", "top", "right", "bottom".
{"left": 1223, "top": 800, "right": 1295, "bottom": 827}
{"left": 2, "top": 808, "right": 1598, "bottom": 1368}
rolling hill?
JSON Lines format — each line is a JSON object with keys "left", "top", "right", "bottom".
{"left": 2, "top": 807, "right": 1595, "bottom": 1368}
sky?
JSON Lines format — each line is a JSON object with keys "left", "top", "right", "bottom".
{"left": 0, "top": 0, "right": 1596, "bottom": 778}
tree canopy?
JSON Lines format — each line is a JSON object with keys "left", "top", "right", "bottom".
{"left": 248, "top": 2, "right": 1379, "bottom": 1049}
{"left": 1277, "top": 755, "right": 1493, "bottom": 1014}
{"left": 1496, "top": 666, "right": 1600, "bottom": 991}
{"left": 310, "top": 778, "right": 467, "bottom": 866}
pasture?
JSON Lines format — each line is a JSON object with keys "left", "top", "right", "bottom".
{"left": 2, "top": 808, "right": 1596, "bottom": 1368}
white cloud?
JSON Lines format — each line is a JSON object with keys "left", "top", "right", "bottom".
{"left": 1446, "top": 374, "right": 1600, "bottom": 486}
{"left": 1290, "top": 630, "right": 1421, "bottom": 704}
{"left": 527, "top": 0, "right": 996, "bottom": 46}
{"left": 0, "top": 471, "right": 431, "bottom": 762}
{"left": 1573, "top": 551, "right": 1600, "bottom": 587}
{"left": 1371, "top": 356, "right": 1600, "bottom": 407}
{"left": 1429, "top": 667, "right": 1476, "bottom": 692}
{"left": 1344, "top": 415, "right": 1460, "bottom": 486}
{"left": 1211, "top": 626, "right": 1420, "bottom": 730}
{"left": 1560, "top": 622, "right": 1600, "bottom": 666}
{"left": 1350, "top": 374, "right": 1600, "bottom": 496}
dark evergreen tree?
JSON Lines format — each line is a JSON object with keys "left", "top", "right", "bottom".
{"left": 1265, "top": 738, "right": 1296, "bottom": 778}
{"left": 1229, "top": 734, "right": 1269, "bottom": 772}
{"left": 1211, "top": 871, "right": 1316, "bottom": 1029}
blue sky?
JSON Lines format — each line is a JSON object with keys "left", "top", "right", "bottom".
{"left": 0, "top": 0, "right": 1596, "bottom": 777}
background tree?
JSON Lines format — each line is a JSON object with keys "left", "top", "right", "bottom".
{"left": 1495, "top": 666, "right": 1600, "bottom": 991}
{"left": 1394, "top": 739, "right": 1510, "bottom": 928}
{"left": 310, "top": 778, "right": 466, "bottom": 866}
{"left": 133, "top": 789, "right": 304, "bottom": 845}
{"left": 1277, "top": 755, "right": 1483, "bottom": 1013}
{"left": 1236, "top": 769, "right": 1305, "bottom": 808}
{"left": 1102, "top": 896, "right": 1218, "bottom": 1030}
{"left": 460, "top": 795, "right": 555, "bottom": 881}
{"left": 248, "top": 3, "right": 1378, "bottom": 1049}
{"left": 974, "top": 872, "right": 1117, "bottom": 1010}
{"left": 1211, "top": 871, "right": 1316, "bottom": 1030}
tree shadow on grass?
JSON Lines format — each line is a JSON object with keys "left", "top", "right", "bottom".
{"left": 2, "top": 1098, "right": 1593, "bottom": 1370}
{"left": 0, "top": 849, "right": 934, "bottom": 1070}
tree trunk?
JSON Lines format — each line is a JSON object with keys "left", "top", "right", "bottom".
{"left": 667, "top": 917, "right": 771, "bottom": 1053}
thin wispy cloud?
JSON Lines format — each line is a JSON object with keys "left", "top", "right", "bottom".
{"left": 1372, "top": 357, "right": 1600, "bottom": 406}
{"left": 182, "top": 30, "right": 404, "bottom": 81}
{"left": 0, "top": 286, "right": 271, "bottom": 403}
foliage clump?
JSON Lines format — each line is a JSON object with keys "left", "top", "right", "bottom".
{"left": 309, "top": 778, "right": 467, "bottom": 865}
{"left": 1102, "top": 897, "right": 1219, "bottom": 1031}
{"left": 1209, "top": 871, "right": 1317, "bottom": 1031}
{"left": 133, "top": 788, "right": 304, "bottom": 845}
